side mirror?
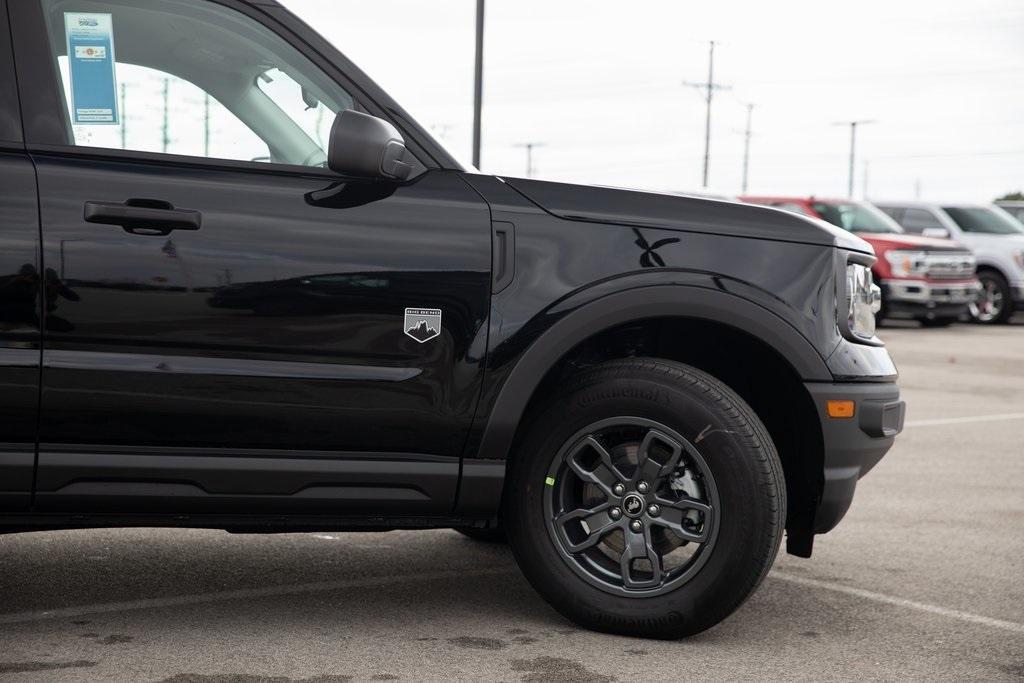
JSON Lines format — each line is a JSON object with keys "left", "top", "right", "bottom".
{"left": 921, "top": 227, "right": 950, "bottom": 239}
{"left": 328, "top": 109, "right": 412, "bottom": 181}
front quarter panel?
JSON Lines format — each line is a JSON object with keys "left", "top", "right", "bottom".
{"left": 961, "top": 234, "right": 1024, "bottom": 288}
{"left": 460, "top": 175, "right": 872, "bottom": 464}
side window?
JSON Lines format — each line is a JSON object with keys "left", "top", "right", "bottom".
{"left": 0, "top": 1, "right": 22, "bottom": 143}
{"left": 877, "top": 206, "right": 903, "bottom": 223}
{"left": 40, "top": 0, "right": 355, "bottom": 167}
{"left": 257, "top": 68, "right": 335, "bottom": 154}
{"left": 901, "top": 208, "right": 944, "bottom": 234}
{"left": 56, "top": 60, "right": 269, "bottom": 161}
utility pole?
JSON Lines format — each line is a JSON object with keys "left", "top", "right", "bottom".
{"left": 683, "top": 41, "right": 731, "bottom": 188}
{"left": 740, "top": 103, "right": 754, "bottom": 194}
{"left": 862, "top": 160, "right": 870, "bottom": 199}
{"left": 472, "top": 0, "right": 485, "bottom": 169}
{"left": 914, "top": 178, "right": 922, "bottom": 199}
{"left": 833, "top": 119, "right": 875, "bottom": 198}
{"left": 119, "top": 82, "right": 127, "bottom": 149}
{"left": 203, "top": 93, "right": 211, "bottom": 157}
{"left": 514, "top": 142, "right": 545, "bottom": 178}
{"left": 161, "top": 77, "right": 170, "bottom": 154}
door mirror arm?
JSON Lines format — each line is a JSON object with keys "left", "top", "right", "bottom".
{"left": 327, "top": 110, "right": 412, "bottom": 182}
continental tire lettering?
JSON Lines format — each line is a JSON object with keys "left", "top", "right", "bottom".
{"left": 577, "top": 386, "right": 672, "bottom": 408}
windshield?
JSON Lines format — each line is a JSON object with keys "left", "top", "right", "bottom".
{"left": 943, "top": 207, "right": 1024, "bottom": 235}
{"left": 811, "top": 202, "right": 903, "bottom": 234}
{"left": 1001, "top": 206, "right": 1024, "bottom": 224}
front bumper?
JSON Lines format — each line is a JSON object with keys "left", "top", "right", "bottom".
{"left": 881, "top": 278, "right": 979, "bottom": 319}
{"left": 804, "top": 381, "right": 905, "bottom": 534}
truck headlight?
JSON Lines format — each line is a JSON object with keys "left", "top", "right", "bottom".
{"left": 884, "top": 250, "right": 928, "bottom": 277}
{"left": 844, "top": 263, "right": 880, "bottom": 341}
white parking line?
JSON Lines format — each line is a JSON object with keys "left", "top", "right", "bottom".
{"left": 0, "top": 567, "right": 518, "bottom": 626}
{"left": 904, "top": 412, "right": 1024, "bottom": 428}
{"left": 771, "top": 571, "right": 1024, "bottom": 635}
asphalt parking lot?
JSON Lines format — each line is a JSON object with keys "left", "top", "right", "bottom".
{"left": 2, "top": 318, "right": 1023, "bottom": 682}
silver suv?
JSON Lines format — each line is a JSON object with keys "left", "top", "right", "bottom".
{"left": 875, "top": 202, "right": 1024, "bottom": 324}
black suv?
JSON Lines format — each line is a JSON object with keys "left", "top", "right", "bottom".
{"left": 0, "top": 0, "right": 904, "bottom": 638}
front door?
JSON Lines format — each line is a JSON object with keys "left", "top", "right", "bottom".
{"left": 0, "top": 0, "right": 40, "bottom": 512}
{"left": 12, "top": 0, "right": 491, "bottom": 515}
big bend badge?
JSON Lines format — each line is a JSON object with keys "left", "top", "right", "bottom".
{"left": 404, "top": 308, "right": 442, "bottom": 343}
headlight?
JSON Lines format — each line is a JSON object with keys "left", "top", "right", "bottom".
{"left": 884, "top": 250, "right": 928, "bottom": 277}
{"left": 844, "top": 263, "right": 880, "bottom": 341}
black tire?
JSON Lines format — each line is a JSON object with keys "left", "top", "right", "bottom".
{"left": 919, "top": 317, "right": 956, "bottom": 328}
{"left": 455, "top": 526, "right": 506, "bottom": 543}
{"left": 969, "top": 271, "right": 1014, "bottom": 324}
{"left": 505, "top": 358, "right": 785, "bottom": 639}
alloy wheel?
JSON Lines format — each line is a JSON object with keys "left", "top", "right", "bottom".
{"left": 969, "top": 277, "right": 1004, "bottom": 323}
{"left": 543, "top": 417, "right": 720, "bottom": 597}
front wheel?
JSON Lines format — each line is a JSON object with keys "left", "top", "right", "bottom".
{"left": 969, "top": 271, "right": 1014, "bottom": 324}
{"left": 505, "top": 358, "right": 785, "bottom": 638}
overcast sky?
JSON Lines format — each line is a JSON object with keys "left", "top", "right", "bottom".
{"left": 281, "top": 0, "right": 1023, "bottom": 203}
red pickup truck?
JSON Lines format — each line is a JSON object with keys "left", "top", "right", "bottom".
{"left": 741, "top": 197, "right": 979, "bottom": 327}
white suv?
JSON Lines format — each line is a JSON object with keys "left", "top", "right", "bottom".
{"left": 996, "top": 200, "right": 1024, "bottom": 225}
{"left": 875, "top": 202, "right": 1024, "bottom": 324}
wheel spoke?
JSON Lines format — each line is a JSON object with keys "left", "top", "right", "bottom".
{"left": 619, "top": 525, "right": 663, "bottom": 589}
{"left": 566, "top": 436, "right": 623, "bottom": 496}
{"left": 633, "top": 429, "right": 683, "bottom": 485}
{"left": 545, "top": 417, "right": 721, "bottom": 597}
{"left": 651, "top": 496, "right": 712, "bottom": 543}
{"left": 555, "top": 503, "right": 617, "bottom": 553}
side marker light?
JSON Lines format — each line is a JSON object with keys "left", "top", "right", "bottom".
{"left": 827, "top": 400, "right": 856, "bottom": 418}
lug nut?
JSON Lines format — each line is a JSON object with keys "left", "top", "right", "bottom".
{"left": 647, "top": 503, "right": 660, "bottom": 517}
{"left": 630, "top": 520, "right": 643, "bottom": 532}
{"left": 609, "top": 507, "right": 622, "bottom": 520}
{"left": 612, "top": 483, "right": 626, "bottom": 496}
{"left": 637, "top": 481, "right": 649, "bottom": 494}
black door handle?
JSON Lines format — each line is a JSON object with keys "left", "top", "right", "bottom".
{"left": 84, "top": 199, "right": 202, "bottom": 236}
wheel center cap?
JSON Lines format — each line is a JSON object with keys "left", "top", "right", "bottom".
{"left": 622, "top": 493, "right": 645, "bottom": 518}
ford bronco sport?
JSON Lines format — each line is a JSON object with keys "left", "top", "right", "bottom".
{"left": 0, "top": 0, "right": 904, "bottom": 637}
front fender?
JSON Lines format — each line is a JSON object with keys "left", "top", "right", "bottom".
{"left": 474, "top": 283, "right": 832, "bottom": 465}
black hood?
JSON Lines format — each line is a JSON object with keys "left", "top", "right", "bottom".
{"left": 502, "top": 177, "right": 873, "bottom": 255}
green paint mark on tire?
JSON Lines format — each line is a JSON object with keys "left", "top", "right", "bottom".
{"left": 545, "top": 476, "right": 556, "bottom": 486}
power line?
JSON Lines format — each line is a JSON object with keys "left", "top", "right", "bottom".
{"left": 683, "top": 41, "right": 732, "bottom": 188}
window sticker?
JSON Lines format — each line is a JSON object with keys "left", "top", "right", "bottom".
{"left": 64, "top": 12, "right": 119, "bottom": 124}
